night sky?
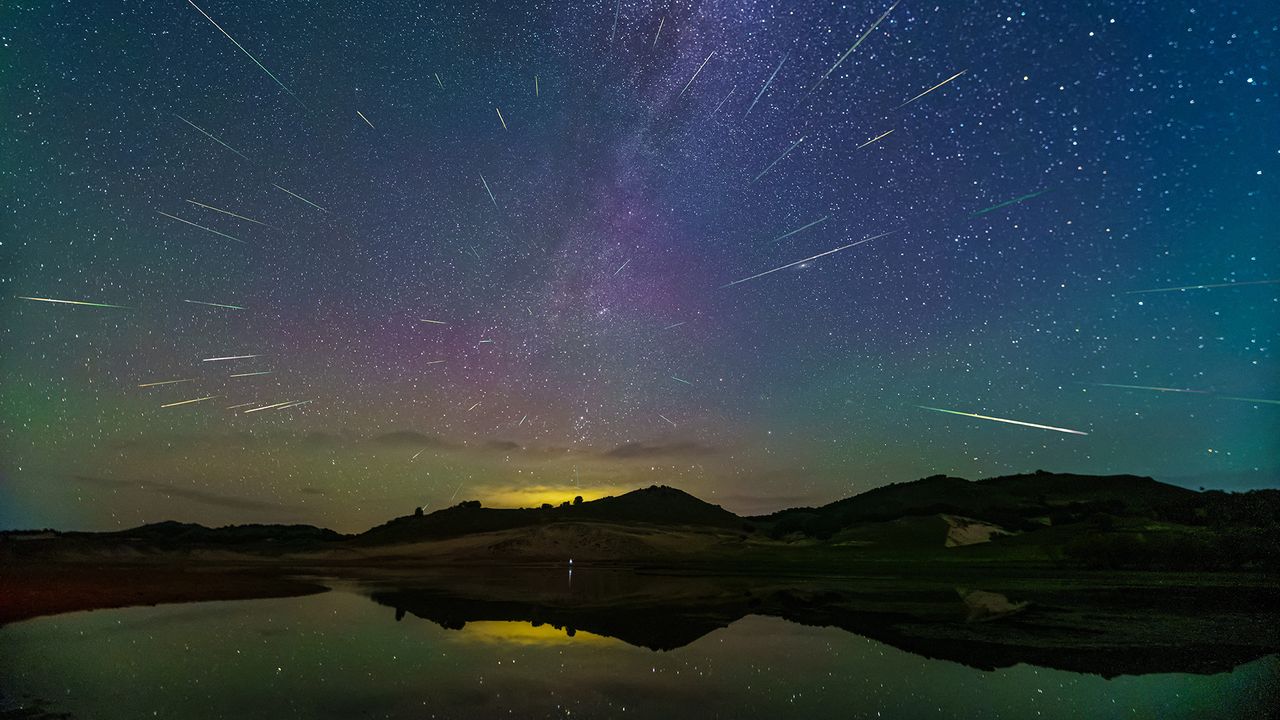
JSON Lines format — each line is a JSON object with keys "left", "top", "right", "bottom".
{"left": 2, "top": 0, "right": 1276, "bottom": 532}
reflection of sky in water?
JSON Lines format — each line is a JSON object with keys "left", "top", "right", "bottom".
{"left": 454, "top": 620, "right": 619, "bottom": 647}
{"left": 0, "top": 588, "right": 1275, "bottom": 719}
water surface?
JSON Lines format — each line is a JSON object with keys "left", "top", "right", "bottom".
{"left": 1, "top": 574, "right": 1276, "bottom": 719}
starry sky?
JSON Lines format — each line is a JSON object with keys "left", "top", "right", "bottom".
{"left": 2, "top": 0, "right": 1276, "bottom": 532}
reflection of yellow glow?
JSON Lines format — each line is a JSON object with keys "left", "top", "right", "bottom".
{"left": 457, "top": 621, "right": 618, "bottom": 646}
{"left": 481, "top": 484, "right": 632, "bottom": 510}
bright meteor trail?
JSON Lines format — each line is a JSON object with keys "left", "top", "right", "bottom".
{"left": 722, "top": 230, "right": 896, "bottom": 289}
{"left": 17, "top": 296, "right": 131, "bottom": 309}
{"left": 678, "top": 51, "right": 715, "bottom": 98}
{"left": 809, "top": 1, "right": 899, "bottom": 92}
{"left": 917, "top": 406, "right": 1088, "bottom": 435}
{"left": 479, "top": 174, "right": 498, "bottom": 208}
{"left": 202, "top": 354, "right": 261, "bottom": 362}
{"left": 855, "top": 129, "right": 894, "bottom": 149}
{"left": 184, "top": 0, "right": 303, "bottom": 107}
{"left": 746, "top": 54, "right": 787, "bottom": 115}
{"left": 160, "top": 395, "right": 218, "bottom": 409}
{"left": 896, "top": 69, "right": 968, "bottom": 109}
{"left": 157, "top": 211, "right": 246, "bottom": 244}
{"left": 137, "top": 379, "right": 194, "bottom": 388}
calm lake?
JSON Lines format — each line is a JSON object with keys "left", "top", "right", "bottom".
{"left": 1, "top": 573, "right": 1276, "bottom": 719}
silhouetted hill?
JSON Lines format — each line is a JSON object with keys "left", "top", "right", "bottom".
{"left": 104, "top": 521, "right": 346, "bottom": 546}
{"left": 355, "top": 485, "right": 741, "bottom": 545}
{"left": 4, "top": 473, "right": 1277, "bottom": 571}
{"left": 752, "top": 471, "right": 1204, "bottom": 539}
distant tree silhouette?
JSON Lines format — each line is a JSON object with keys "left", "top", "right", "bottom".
{"left": 560, "top": 501, "right": 571, "bottom": 508}
{"left": 541, "top": 503, "right": 553, "bottom": 510}
{"left": 459, "top": 500, "right": 481, "bottom": 509}
{"left": 414, "top": 507, "right": 424, "bottom": 517}
{"left": 573, "top": 496, "right": 583, "bottom": 505}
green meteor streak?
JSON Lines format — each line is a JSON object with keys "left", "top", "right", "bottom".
{"left": 970, "top": 189, "right": 1050, "bottom": 217}
{"left": 18, "top": 296, "right": 131, "bottom": 309}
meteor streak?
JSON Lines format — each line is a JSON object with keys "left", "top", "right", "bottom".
{"left": 970, "top": 189, "right": 1049, "bottom": 217}
{"left": 273, "top": 184, "right": 328, "bottom": 213}
{"left": 710, "top": 85, "right": 736, "bottom": 117}
{"left": 157, "top": 211, "right": 246, "bottom": 244}
{"left": 671, "top": 376, "right": 692, "bottom": 386}
{"left": 229, "top": 371, "right": 273, "bottom": 378}
{"left": 917, "top": 405, "right": 1088, "bottom": 435}
{"left": 896, "top": 69, "right": 967, "bottom": 109}
{"left": 495, "top": 107, "right": 508, "bottom": 130}
{"left": 663, "top": 321, "right": 687, "bottom": 330}
{"left": 751, "top": 136, "right": 805, "bottom": 183}
{"left": 356, "top": 110, "right": 375, "bottom": 128}
{"left": 424, "top": 360, "right": 446, "bottom": 365}
{"left": 721, "top": 230, "right": 895, "bottom": 288}
{"left": 185, "top": 199, "right": 270, "bottom": 227}
{"left": 534, "top": 75, "right": 539, "bottom": 96}
{"left": 160, "top": 395, "right": 218, "bottom": 409}
{"left": 276, "top": 400, "right": 313, "bottom": 410}
{"left": 652, "top": 17, "right": 665, "bottom": 48}
{"left": 746, "top": 54, "right": 787, "bottom": 115}
{"left": 419, "top": 319, "right": 449, "bottom": 325}
{"left": 809, "top": 1, "right": 899, "bottom": 92}
{"left": 1123, "top": 279, "right": 1280, "bottom": 295}
{"left": 613, "top": 258, "right": 631, "bottom": 276}
{"left": 202, "top": 354, "right": 260, "bottom": 362}
{"left": 17, "top": 296, "right": 130, "bottom": 309}
{"left": 434, "top": 73, "right": 445, "bottom": 89}
{"left": 1219, "top": 396, "right": 1280, "bottom": 406}
{"left": 184, "top": 0, "right": 303, "bottom": 106}
{"left": 771, "top": 215, "right": 828, "bottom": 243}
{"left": 678, "top": 51, "right": 715, "bottom": 97}
{"left": 137, "top": 379, "right": 194, "bottom": 388}
{"left": 174, "top": 115, "right": 250, "bottom": 161}
{"left": 1091, "top": 383, "right": 1207, "bottom": 394}
{"left": 1091, "top": 383, "right": 1280, "bottom": 406}
{"left": 658, "top": 413, "right": 677, "bottom": 427}
{"left": 184, "top": 299, "right": 245, "bottom": 310}
{"left": 468, "top": 402, "right": 481, "bottom": 411}
{"left": 226, "top": 402, "right": 255, "bottom": 409}
{"left": 242, "top": 401, "right": 293, "bottom": 413}
{"left": 519, "top": 414, "right": 528, "bottom": 426}
{"left": 855, "top": 129, "right": 894, "bottom": 149}
{"left": 610, "top": 1, "right": 619, "bottom": 42}
{"left": 479, "top": 174, "right": 498, "bottom": 208}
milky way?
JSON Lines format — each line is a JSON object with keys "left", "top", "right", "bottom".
{"left": 2, "top": 0, "right": 1276, "bottom": 531}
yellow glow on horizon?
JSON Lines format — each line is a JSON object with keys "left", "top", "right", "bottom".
{"left": 476, "top": 484, "right": 634, "bottom": 509}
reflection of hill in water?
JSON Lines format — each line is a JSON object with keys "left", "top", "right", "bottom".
{"left": 366, "top": 568, "right": 1280, "bottom": 678}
